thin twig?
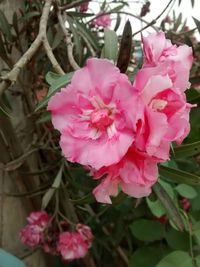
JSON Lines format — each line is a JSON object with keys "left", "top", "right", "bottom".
{"left": 87, "top": 11, "right": 158, "bottom": 31}
{"left": 132, "top": 0, "right": 174, "bottom": 36}
{"left": 57, "top": 10, "right": 80, "bottom": 70}
{"left": 85, "top": 204, "right": 129, "bottom": 266}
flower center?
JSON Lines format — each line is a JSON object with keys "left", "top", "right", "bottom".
{"left": 90, "top": 108, "right": 113, "bottom": 131}
{"left": 150, "top": 99, "right": 168, "bottom": 111}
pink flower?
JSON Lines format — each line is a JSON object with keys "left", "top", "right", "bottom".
{"left": 57, "top": 232, "right": 89, "bottom": 260}
{"left": 133, "top": 71, "right": 193, "bottom": 160}
{"left": 93, "top": 13, "right": 111, "bottom": 28}
{"left": 20, "top": 225, "right": 42, "bottom": 247}
{"left": 92, "top": 147, "right": 159, "bottom": 204}
{"left": 142, "top": 31, "right": 193, "bottom": 92}
{"left": 48, "top": 58, "right": 141, "bottom": 169}
{"left": 79, "top": 2, "right": 89, "bottom": 12}
{"left": 76, "top": 224, "right": 93, "bottom": 248}
{"left": 27, "top": 211, "right": 50, "bottom": 227}
{"left": 20, "top": 211, "right": 51, "bottom": 248}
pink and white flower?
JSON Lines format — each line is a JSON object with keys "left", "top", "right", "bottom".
{"left": 142, "top": 31, "right": 193, "bottom": 92}
{"left": 20, "top": 224, "right": 42, "bottom": 247}
{"left": 48, "top": 58, "right": 141, "bottom": 169}
{"left": 93, "top": 13, "right": 111, "bottom": 28}
{"left": 76, "top": 224, "right": 93, "bottom": 248}
{"left": 93, "top": 147, "right": 159, "bottom": 204}
{"left": 20, "top": 211, "right": 51, "bottom": 248}
{"left": 27, "top": 211, "right": 50, "bottom": 227}
{"left": 133, "top": 70, "right": 193, "bottom": 160}
{"left": 57, "top": 232, "right": 89, "bottom": 260}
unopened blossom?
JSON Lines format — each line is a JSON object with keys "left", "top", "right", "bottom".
{"left": 79, "top": 2, "right": 89, "bottom": 12}
{"left": 181, "top": 198, "right": 190, "bottom": 211}
{"left": 142, "top": 31, "right": 193, "bottom": 92}
{"left": 48, "top": 58, "right": 141, "bottom": 169}
{"left": 57, "top": 232, "right": 89, "bottom": 260}
{"left": 93, "top": 147, "right": 159, "bottom": 204}
{"left": 93, "top": 13, "right": 111, "bottom": 28}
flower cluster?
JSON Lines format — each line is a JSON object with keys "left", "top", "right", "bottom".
{"left": 20, "top": 211, "right": 93, "bottom": 260}
{"left": 48, "top": 32, "right": 193, "bottom": 204}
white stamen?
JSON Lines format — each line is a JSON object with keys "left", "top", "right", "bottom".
{"left": 107, "top": 123, "right": 117, "bottom": 138}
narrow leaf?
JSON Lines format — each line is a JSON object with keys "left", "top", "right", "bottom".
{"left": 153, "top": 183, "right": 184, "bottom": 231}
{"left": 42, "top": 165, "right": 63, "bottom": 209}
{"left": 103, "top": 28, "right": 118, "bottom": 61}
{"left": 159, "top": 165, "right": 200, "bottom": 185}
{"left": 193, "top": 17, "right": 200, "bottom": 33}
{"left": 172, "top": 141, "right": 200, "bottom": 158}
{"left": 36, "top": 72, "right": 73, "bottom": 111}
{"left": 117, "top": 20, "right": 132, "bottom": 73}
{"left": 0, "top": 10, "right": 12, "bottom": 41}
{"left": 75, "top": 20, "right": 99, "bottom": 51}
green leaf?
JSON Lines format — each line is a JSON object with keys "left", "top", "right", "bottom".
{"left": 159, "top": 165, "right": 200, "bottom": 186}
{"left": 193, "top": 221, "right": 200, "bottom": 244}
{"left": 42, "top": 165, "right": 63, "bottom": 209}
{"left": 114, "top": 13, "right": 121, "bottom": 32}
{"left": 165, "top": 228, "right": 190, "bottom": 251}
{"left": 190, "top": 187, "right": 200, "bottom": 211}
{"left": 196, "top": 255, "right": 200, "bottom": 267}
{"left": 36, "top": 111, "right": 51, "bottom": 124}
{"left": 117, "top": 20, "right": 132, "bottom": 73}
{"left": 22, "top": 11, "right": 40, "bottom": 20}
{"left": 153, "top": 183, "right": 184, "bottom": 231}
{"left": 129, "top": 246, "right": 168, "bottom": 267}
{"left": 146, "top": 197, "right": 166, "bottom": 217}
{"left": 68, "top": 17, "right": 82, "bottom": 63}
{"left": 175, "top": 184, "right": 197, "bottom": 199}
{"left": 52, "top": 29, "right": 64, "bottom": 50}
{"left": 0, "top": 249, "right": 25, "bottom": 267}
{"left": 193, "top": 17, "right": 200, "bottom": 34}
{"left": 159, "top": 179, "right": 174, "bottom": 199}
{"left": 45, "top": 71, "right": 62, "bottom": 85}
{"left": 102, "top": 28, "right": 118, "bottom": 61}
{"left": 174, "top": 13, "right": 182, "bottom": 31}
{"left": 173, "top": 141, "right": 200, "bottom": 158}
{"left": 36, "top": 72, "right": 74, "bottom": 111}
{"left": 12, "top": 12, "right": 19, "bottom": 35}
{"left": 130, "top": 219, "right": 165, "bottom": 242}
{"left": 155, "top": 251, "right": 193, "bottom": 267}
{"left": 0, "top": 10, "right": 12, "bottom": 41}
{"left": 75, "top": 20, "right": 99, "bottom": 51}
{"left": 191, "top": 0, "right": 195, "bottom": 8}
{"left": 47, "top": 72, "right": 74, "bottom": 97}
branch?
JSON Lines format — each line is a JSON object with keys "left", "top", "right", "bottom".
{"left": 43, "top": 37, "right": 65, "bottom": 75}
{"left": 88, "top": 11, "right": 158, "bottom": 32}
{"left": 0, "top": 0, "right": 65, "bottom": 98}
{"left": 57, "top": 10, "right": 80, "bottom": 70}
{"left": 59, "top": 0, "right": 90, "bottom": 11}
{"left": 132, "top": 0, "right": 174, "bottom": 36}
